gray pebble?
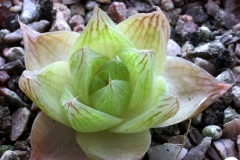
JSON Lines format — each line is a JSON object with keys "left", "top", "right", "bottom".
{"left": 186, "top": 2, "right": 208, "bottom": 23}
{"left": 127, "top": 7, "right": 139, "bottom": 18}
{"left": 216, "top": 70, "right": 235, "bottom": 84}
{"left": 0, "top": 150, "right": 19, "bottom": 160}
{"left": 232, "top": 86, "right": 240, "bottom": 108}
{"left": 10, "top": 107, "right": 30, "bottom": 141}
{"left": 202, "top": 125, "right": 222, "bottom": 140}
{"left": 4, "top": 20, "right": 50, "bottom": 43}
{"left": 191, "top": 113, "right": 203, "bottom": 126}
{"left": 20, "top": 0, "right": 38, "bottom": 24}
{"left": 224, "top": 107, "right": 240, "bottom": 124}
{"left": 85, "top": 10, "right": 93, "bottom": 24}
{"left": 84, "top": 1, "right": 100, "bottom": 11}
{"left": 161, "top": 0, "right": 174, "bottom": 11}
{"left": 3, "top": 47, "right": 24, "bottom": 62}
{"left": 167, "top": 39, "right": 181, "bottom": 56}
{"left": 0, "top": 29, "right": 10, "bottom": 44}
{"left": 62, "top": 0, "right": 80, "bottom": 5}
{"left": 69, "top": 3, "right": 85, "bottom": 17}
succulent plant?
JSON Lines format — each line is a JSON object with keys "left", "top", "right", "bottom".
{"left": 19, "top": 6, "right": 230, "bottom": 160}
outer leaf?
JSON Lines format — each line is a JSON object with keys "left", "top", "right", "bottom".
{"left": 158, "top": 57, "right": 231, "bottom": 127}
{"left": 69, "top": 6, "right": 134, "bottom": 59}
{"left": 20, "top": 22, "right": 80, "bottom": 71}
{"left": 90, "top": 80, "right": 131, "bottom": 117}
{"left": 117, "top": 48, "right": 157, "bottom": 109}
{"left": 117, "top": 7, "right": 170, "bottom": 75}
{"left": 61, "top": 86, "right": 123, "bottom": 132}
{"left": 69, "top": 47, "right": 109, "bottom": 105}
{"left": 19, "top": 61, "right": 71, "bottom": 126}
{"left": 76, "top": 130, "right": 151, "bottom": 160}
{"left": 30, "top": 112, "right": 88, "bottom": 160}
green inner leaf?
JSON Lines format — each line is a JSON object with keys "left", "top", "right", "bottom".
{"left": 69, "top": 47, "right": 109, "bottom": 105}
{"left": 89, "top": 77, "right": 107, "bottom": 96}
{"left": 96, "top": 58, "right": 130, "bottom": 82}
{"left": 90, "top": 80, "right": 132, "bottom": 117}
{"left": 117, "top": 48, "right": 157, "bottom": 110}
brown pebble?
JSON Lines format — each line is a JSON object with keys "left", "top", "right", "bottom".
{"left": 108, "top": 2, "right": 127, "bottom": 23}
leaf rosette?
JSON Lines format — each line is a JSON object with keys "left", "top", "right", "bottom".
{"left": 19, "top": 6, "right": 230, "bottom": 160}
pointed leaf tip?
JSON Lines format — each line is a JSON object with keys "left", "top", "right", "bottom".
{"left": 158, "top": 57, "right": 231, "bottom": 127}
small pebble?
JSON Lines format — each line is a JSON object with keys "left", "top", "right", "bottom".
{"left": 191, "top": 113, "right": 203, "bottom": 125}
{"left": 0, "top": 71, "right": 10, "bottom": 86}
{"left": 53, "top": 3, "right": 71, "bottom": 21}
{"left": 235, "top": 43, "right": 240, "bottom": 58}
{"left": 148, "top": 144, "right": 187, "bottom": 160}
{"left": 183, "top": 137, "right": 212, "bottom": 160}
{"left": 199, "top": 26, "right": 212, "bottom": 42}
{"left": 68, "top": 15, "right": 85, "bottom": 29}
{"left": 95, "top": 0, "right": 111, "bottom": 4}
{"left": 69, "top": 3, "right": 85, "bottom": 16}
{"left": 85, "top": 10, "right": 94, "bottom": 24}
{"left": 194, "top": 57, "right": 216, "bottom": 75}
{"left": 168, "top": 135, "right": 192, "bottom": 150}
{"left": 84, "top": 1, "right": 100, "bottom": 11}
{"left": 216, "top": 70, "right": 235, "bottom": 84}
{"left": 185, "top": 2, "right": 208, "bottom": 23}
{"left": 127, "top": 7, "right": 139, "bottom": 17}
{"left": 224, "top": 107, "right": 240, "bottom": 124}
{"left": 0, "top": 29, "right": 10, "bottom": 44}
{"left": 62, "top": 0, "right": 80, "bottom": 5}
{"left": 0, "top": 150, "right": 19, "bottom": 160}
{"left": 223, "top": 119, "right": 240, "bottom": 142}
{"left": 4, "top": 20, "right": 50, "bottom": 43}
{"left": 0, "top": 58, "right": 25, "bottom": 74}
{"left": 232, "top": 86, "right": 240, "bottom": 108}
{"left": 167, "top": 39, "right": 181, "bottom": 56}
{"left": 3, "top": 47, "right": 24, "bottom": 62}
{"left": 213, "top": 139, "right": 238, "bottom": 159}
{"left": 20, "top": 0, "right": 38, "bottom": 24}
{"left": 0, "top": 106, "right": 11, "bottom": 135}
{"left": 0, "top": 87, "right": 27, "bottom": 108}
{"left": 108, "top": 2, "right": 127, "bottom": 23}
{"left": 202, "top": 125, "right": 222, "bottom": 140}
{"left": 161, "top": 0, "right": 174, "bottom": 11}
{"left": 10, "top": 107, "right": 30, "bottom": 141}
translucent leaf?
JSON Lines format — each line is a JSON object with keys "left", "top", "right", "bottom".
{"left": 30, "top": 112, "right": 88, "bottom": 160}
{"left": 158, "top": 57, "right": 231, "bottom": 127}
{"left": 76, "top": 130, "right": 151, "bottom": 160}
{"left": 110, "top": 76, "right": 175, "bottom": 133}
{"left": 90, "top": 80, "right": 131, "bottom": 117}
{"left": 20, "top": 22, "right": 80, "bottom": 71}
{"left": 110, "top": 94, "right": 178, "bottom": 133}
{"left": 89, "top": 77, "right": 106, "bottom": 96}
{"left": 69, "top": 6, "right": 134, "bottom": 59}
{"left": 117, "top": 7, "right": 170, "bottom": 75}
{"left": 69, "top": 47, "right": 109, "bottom": 105}
{"left": 117, "top": 48, "right": 157, "bottom": 109}
{"left": 19, "top": 61, "right": 71, "bottom": 126}
{"left": 96, "top": 58, "right": 130, "bottom": 82}
{"left": 61, "top": 86, "right": 123, "bottom": 132}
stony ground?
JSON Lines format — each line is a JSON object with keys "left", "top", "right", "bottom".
{"left": 1, "top": 0, "right": 240, "bottom": 159}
